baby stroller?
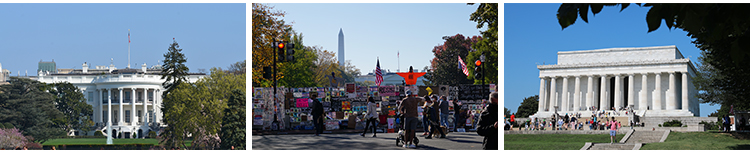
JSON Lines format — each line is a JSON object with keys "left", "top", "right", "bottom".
{"left": 395, "top": 114, "right": 419, "bottom": 147}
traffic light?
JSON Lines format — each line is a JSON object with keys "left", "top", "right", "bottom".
{"left": 276, "top": 41, "right": 286, "bottom": 62}
{"left": 474, "top": 60, "right": 482, "bottom": 80}
{"left": 286, "top": 43, "right": 295, "bottom": 62}
{"left": 263, "top": 67, "right": 272, "bottom": 79}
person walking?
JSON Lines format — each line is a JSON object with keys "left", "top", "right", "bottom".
{"left": 609, "top": 117, "right": 621, "bottom": 144}
{"left": 421, "top": 96, "right": 433, "bottom": 136}
{"left": 426, "top": 99, "right": 446, "bottom": 139}
{"left": 398, "top": 90, "right": 422, "bottom": 149}
{"left": 452, "top": 98, "right": 463, "bottom": 132}
{"left": 477, "top": 92, "right": 498, "bottom": 150}
{"left": 361, "top": 96, "right": 379, "bottom": 137}
{"left": 439, "top": 95, "right": 450, "bottom": 131}
{"left": 310, "top": 92, "right": 325, "bottom": 136}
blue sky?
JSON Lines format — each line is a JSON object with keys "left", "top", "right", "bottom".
{"left": 504, "top": 3, "right": 719, "bottom": 117}
{"left": 268, "top": 3, "right": 484, "bottom": 75}
{"left": 0, "top": 3, "right": 245, "bottom": 75}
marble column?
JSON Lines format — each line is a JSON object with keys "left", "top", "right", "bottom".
{"left": 98, "top": 89, "right": 103, "bottom": 123}
{"left": 106, "top": 88, "right": 112, "bottom": 144}
{"left": 587, "top": 75, "right": 594, "bottom": 111}
{"left": 573, "top": 76, "right": 581, "bottom": 111}
{"left": 562, "top": 76, "right": 569, "bottom": 111}
{"left": 614, "top": 74, "right": 622, "bottom": 110}
{"left": 119, "top": 88, "right": 124, "bottom": 125}
{"left": 667, "top": 72, "right": 677, "bottom": 110}
{"left": 550, "top": 77, "right": 557, "bottom": 111}
{"left": 627, "top": 74, "right": 634, "bottom": 109}
{"left": 131, "top": 88, "right": 136, "bottom": 125}
{"left": 682, "top": 71, "right": 689, "bottom": 111}
{"left": 654, "top": 73, "right": 662, "bottom": 110}
{"left": 600, "top": 75, "right": 608, "bottom": 111}
{"left": 143, "top": 88, "right": 148, "bottom": 124}
{"left": 539, "top": 77, "right": 546, "bottom": 112}
{"left": 640, "top": 73, "right": 648, "bottom": 110}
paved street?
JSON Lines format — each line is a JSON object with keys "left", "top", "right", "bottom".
{"left": 252, "top": 132, "right": 485, "bottom": 150}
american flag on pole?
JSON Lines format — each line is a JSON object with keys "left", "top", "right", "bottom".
{"left": 458, "top": 56, "right": 469, "bottom": 76}
{"left": 375, "top": 59, "right": 383, "bottom": 86}
{"left": 128, "top": 29, "right": 131, "bottom": 43}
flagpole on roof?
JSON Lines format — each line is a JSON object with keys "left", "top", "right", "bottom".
{"left": 128, "top": 29, "right": 131, "bottom": 69}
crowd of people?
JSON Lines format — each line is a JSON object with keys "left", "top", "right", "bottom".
{"left": 508, "top": 112, "right": 627, "bottom": 131}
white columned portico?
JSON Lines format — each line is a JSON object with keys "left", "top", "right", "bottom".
{"left": 550, "top": 77, "right": 557, "bottom": 111}
{"left": 614, "top": 74, "right": 622, "bottom": 110}
{"left": 654, "top": 73, "right": 662, "bottom": 110}
{"left": 627, "top": 74, "right": 634, "bottom": 110}
{"left": 539, "top": 77, "right": 546, "bottom": 112}
{"left": 667, "top": 72, "right": 677, "bottom": 110}
{"left": 640, "top": 73, "right": 648, "bottom": 110}
{"left": 599, "top": 75, "right": 608, "bottom": 110}
{"left": 573, "top": 75, "right": 581, "bottom": 112}
{"left": 119, "top": 88, "right": 124, "bottom": 125}
{"left": 587, "top": 75, "right": 594, "bottom": 111}
{"left": 131, "top": 88, "right": 136, "bottom": 125}
{"left": 561, "top": 76, "right": 569, "bottom": 111}
{"left": 682, "top": 71, "right": 689, "bottom": 111}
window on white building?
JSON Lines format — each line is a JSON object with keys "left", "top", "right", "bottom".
{"left": 103, "top": 111, "right": 107, "bottom": 123}
{"left": 113, "top": 110, "right": 118, "bottom": 123}
{"left": 138, "top": 91, "right": 143, "bottom": 102}
{"left": 125, "top": 91, "right": 131, "bottom": 102}
{"left": 125, "top": 110, "right": 130, "bottom": 123}
{"left": 88, "top": 92, "right": 93, "bottom": 102}
{"left": 137, "top": 110, "right": 142, "bottom": 122}
{"left": 148, "top": 92, "right": 153, "bottom": 102}
{"left": 149, "top": 111, "right": 154, "bottom": 123}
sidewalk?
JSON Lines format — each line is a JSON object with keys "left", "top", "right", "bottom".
{"left": 253, "top": 128, "right": 473, "bottom": 135}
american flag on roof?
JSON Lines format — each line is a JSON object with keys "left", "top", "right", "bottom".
{"left": 375, "top": 59, "right": 383, "bottom": 86}
{"left": 458, "top": 56, "right": 469, "bottom": 76}
{"left": 128, "top": 29, "right": 131, "bottom": 43}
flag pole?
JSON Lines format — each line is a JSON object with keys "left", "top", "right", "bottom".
{"left": 128, "top": 29, "right": 131, "bottom": 69}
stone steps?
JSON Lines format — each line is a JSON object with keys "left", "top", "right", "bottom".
{"left": 588, "top": 143, "right": 637, "bottom": 150}
{"left": 625, "top": 130, "right": 665, "bottom": 144}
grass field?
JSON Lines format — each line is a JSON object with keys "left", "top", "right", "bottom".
{"left": 42, "top": 138, "right": 192, "bottom": 146}
{"left": 640, "top": 132, "right": 750, "bottom": 150}
{"left": 504, "top": 134, "right": 624, "bottom": 150}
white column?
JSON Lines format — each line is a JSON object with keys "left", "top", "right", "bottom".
{"left": 667, "top": 72, "right": 677, "bottom": 110}
{"left": 640, "top": 73, "right": 648, "bottom": 110}
{"left": 97, "top": 89, "right": 103, "bottom": 123}
{"left": 628, "top": 74, "right": 634, "bottom": 109}
{"left": 539, "top": 77, "right": 546, "bottom": 112}
{"left": 131, "top": 88, "right": 136, "bottom": 125}
{"left": 561, "top": 76, "right": 569, "bottom": 112}
{"left": 682, "top": 71, "right": 689, "bottom": 111}
{"left": 654, "top": 73, "right": 662, "bottom": 110}
{"left": 614, "top": 74, "right": 622, "bottom": 110}
{"left": 587, "top": 75, "right": 594, "bottom": 111}
{"left": 550, "top": 77, "right": 557, "bottom": 111}
{"left": 143, "top": 88, "right": 148, "bottom": 124}
{"left": 155, "top": 89, "right": 160, "bottom": 124}
{"left": 119, "top": 88, "right": 124, "bottom": 125}
{"left": 573, "top": 76, "right": 581, "bottom": 112}
{"left": 600, "top": 75, "right": 608, "bottom": 111}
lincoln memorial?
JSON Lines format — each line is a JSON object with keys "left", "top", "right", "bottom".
{"left": 533, "top": 45, "right": 699, "bottom": 118}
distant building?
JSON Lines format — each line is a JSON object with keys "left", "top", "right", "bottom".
{"left": 35, "top": 62, "right": 205, "bottom": 137}
{"left": 0, "top": 62, "right": 10, "bottom": 84}
{"left": 338, "top": 28, "right": 345, "bottom": 67}
{"left": 38, "top": 59, "right": 56, "bottom": 74}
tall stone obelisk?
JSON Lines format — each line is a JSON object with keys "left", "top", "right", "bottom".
{"left": 338, "top": 28, "right": 345, "bottom": 67}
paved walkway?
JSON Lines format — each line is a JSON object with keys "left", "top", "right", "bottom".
{"left": 252, "top": 132, "right": 485, "bottom": 150}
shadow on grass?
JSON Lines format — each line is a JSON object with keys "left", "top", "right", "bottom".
{"left": 728, "top": 144, "right": 750, "bottom": 150}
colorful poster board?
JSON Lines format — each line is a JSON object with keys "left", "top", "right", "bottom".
{"left": 296, "top": 98, "right": 309, "bottom": 107}
{"left": 378, "top": 86, "right": 396, "bottom": 96}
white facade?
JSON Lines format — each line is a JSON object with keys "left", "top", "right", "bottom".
{"left": 35, "top": 62, "right": 204, "bottom": 138}
{"left": 534, "top": 46, "right": 699, "bottom": 118}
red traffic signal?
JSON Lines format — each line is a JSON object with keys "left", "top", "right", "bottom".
{"left": 278, "top": 42, "right": 285, "bottom": 49}
{"left": 475, "top": 60, "right": 482, "bottom": 66}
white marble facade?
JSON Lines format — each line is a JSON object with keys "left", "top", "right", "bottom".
{"left": 534, "top": 46, "right": 699, "bottom": 117}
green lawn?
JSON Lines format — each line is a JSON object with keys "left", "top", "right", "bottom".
{"left": 43, "top": 138, "right": 192, "bottom": 146}
{"left": 640, "top": 132, "right": 750, "bottom": 150}
{"left": 504, "top": 134, "right": 624, "bottom": 150}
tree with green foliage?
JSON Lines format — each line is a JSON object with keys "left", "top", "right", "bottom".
{"left": 0, "top": 77, "right": 65, "bottom": 143}
{"left": 426, "top": 34, "right": 478, "bottom": 86}
{"left": 556, "top": 3, "right": 750, "bottom": 116}
{"left": 227, "top": 60, "right": 246, "bottom": 75}
{"left": 252, "top": 3, "right": 293, "bottom": 87}
{"left": 48, "top": 82, "right": 94, "bottom": 135}
{"left": 161, "top": 67, "right": 245, "bottom": 149}
{"left": 279, "top": 32, "right": 320, "bottom": 88}
{"left": 161, "top": 39, "right": 189, "bottom": 95}
{"left": 159, "top": 39, "right": 190, "bottom": 149}
{"left": 220, "top": 89, "right": 246, "bottom": 150}
{"left": 504, "top": 107, "right": 511, "bottom": 117}
{"left": 515, "top": 95, "right": 539, "bottom": 118}
{"left": 467, "top": 3, "right": 498, "bottom": 85}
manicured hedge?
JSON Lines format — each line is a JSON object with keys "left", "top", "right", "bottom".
{"left": 43, "top": 144, "right": 155, "bottom": 150}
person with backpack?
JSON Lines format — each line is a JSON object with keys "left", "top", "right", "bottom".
{"left": 361, "top": 96, "right": 379, "bottom": 137}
